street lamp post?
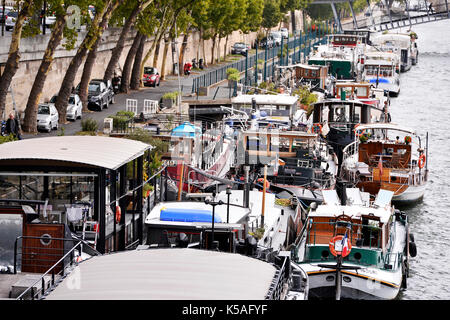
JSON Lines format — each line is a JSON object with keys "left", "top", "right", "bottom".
{"left": 204, "top": 192, "right": 224, "bottom": 249}
{"left": 226, "top": 185, "right": 232, "bottom": 223}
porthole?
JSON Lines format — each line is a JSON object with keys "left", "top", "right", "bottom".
{"left": 40, "top": 234, "right": 52, "bottom": 246}
{"left": 326, "top": 275, "right": 335, "bottom": 282}
{"left": 321, "top": 250, "right": 329, "bottom": 258}
{"left": 343, "top": 276, "right": 352, "bottom": 283}
{"left": 354, "top": 252, "right": 362, "bottom": 260}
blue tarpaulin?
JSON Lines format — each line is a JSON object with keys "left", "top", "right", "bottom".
{"left": 160, "top": 208, "right": 222, "bottom": 223}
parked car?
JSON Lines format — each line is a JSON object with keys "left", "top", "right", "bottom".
{"left": 231, "top": 42, "right": 249, "bottom": 56}
{"left": 279, "top": 28, "right": 289, "bottom": 39}
{"left": 43, "top": 14, "right": 56, "bottom": 27}
{"left": 37, "top": 104, "right": 59, "bottom": 132}
{"left": 259, "top": 36, "right": 276, "bottom": 49}
{"left": 5, "top": 11, "right": 17, "bottom": 31}
{"left": 0, "top": 6, "right": 13, "bottom": 24}
{"left": 142, "top": 67, "right": 160, "bottom": 87}
{"left": 269, "top": 31, "right": 282, "bottom": 46}
{"left": 77, "top": 79, "right": 114, "bottom": 111}
{"left": 49, "top": 94, "right": 82, "bottom": 121}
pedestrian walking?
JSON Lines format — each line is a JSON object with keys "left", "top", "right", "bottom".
{"left": 5, "top": 112, "right": 22, "bottom": 140}
{"left": 429, "top": 3, "right": 434, "bottom": 14}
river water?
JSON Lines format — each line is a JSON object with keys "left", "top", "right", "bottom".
{"left": 383, "top": 19, "right": 450, "bottom": 300}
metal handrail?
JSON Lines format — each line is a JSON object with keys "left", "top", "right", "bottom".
{"left": 14, "top": 235, "right": 101, "bottom": 274}
{"left": 16, "top": 240, "right": 101, "bottom": 300}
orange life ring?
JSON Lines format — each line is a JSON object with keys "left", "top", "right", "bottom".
{"left": 312, "top": 123, "right": 322, "bottom": 134}
{"left": 418, "top": 154, "right": 426, "bottom": 169}
{"left": 329, "top": 235, "right": 352, "bottom": 257}
{"left": 353, "top": 124, "right": 366, "bottom": 138}
{"left": 115, "top": 206, "right": 121, "bottom": 224}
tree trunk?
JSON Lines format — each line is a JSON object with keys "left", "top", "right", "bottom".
{"left": 216, "top": 37, "right": 221, "bottom": 63}
{"left": 210, "top": 35, "right": 216, "bottom": 65}
{"left": 202, "top": 37, "right": 207, "bottom": 68}
{"left": 130, "top": 34, "right": 147, "bottom": 90}
{"left": 160, "top": 36, "right": 170, "bottom": 80}
{"left": 0, "top": 0, "right": 34, "bottom": 119}
{"left": 54, "top": 0, "right": 116, "bottom": 122}
{"left": 178, "top": 32, "right": 189, "bottom": 75}
{"left": 290, "top": 10, "right": 296, "bottom": 32}
{"left": 120, "top": 32, "right": 144, "bottom": 93}
{"left": 152, "top": 40, "right": 161, "bottom": 69}
{"left": 22, "top": 14, "right": 66, "bottom": 133}
{"left": 139, "top": 30, "right": 164, "bottom": 87}
{"left": 103, "top": 1, "right": 150, "bottom": 82}
{"left": 79, "top": 6, "right": 114, "bottom": 113}
{"left": 223, "top": 34, "right": 228, "bottom": 61}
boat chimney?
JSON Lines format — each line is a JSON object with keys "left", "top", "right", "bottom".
{"left": 244, "top": 165, "right": 250, "bottom": 208}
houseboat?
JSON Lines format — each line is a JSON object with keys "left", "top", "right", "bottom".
{"left": 310, "top": 98, "right": 387, "bottom": 168}
{"left": 238, "top": 130, "right": 338, "bottom": 205}
{"left": 160, "top": 122, "right": 235, "bottom": 195}
{"left": 230, "top": 94, "right": 299, "bottom": 129}
{"left": 308, "top": 34, "right": 366, "bottom": 80}
{"left": 144, "top": 189, "right": 301, "bottom": 252}
{"left": 334, "top": 81, "right": 390, "bottom": 108}
{"left": 371, "top": 33, "right": 414, "bottom": 72}
{"left": 291, "top": 188, "right": 417, "bottom": 299}
{"left": 363, "top": 51, "right": 401, "bottom": 96}
{"left": 340, "top": 123, "right": 428, "bottom": 204}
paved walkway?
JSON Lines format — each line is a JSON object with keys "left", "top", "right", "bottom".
{"left": 21, "top": 56, "right": 246, "bottom": 139}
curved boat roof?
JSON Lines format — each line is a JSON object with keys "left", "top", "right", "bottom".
{"left": 0, "top": 136, "right": 151, "bottom": 170}
{"left": 45, "top": 248, "right": 277, "bottom": 300}
{"left": 354, "top": 123, "right": 417, "bottom": 135}
{"left": 231, "top": 94, "right": 298, "bottom": 105}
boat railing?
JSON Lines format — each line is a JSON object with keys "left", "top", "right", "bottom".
{"left": 383, "top": 251, "right": 403, "bottom": 271}
{"left": 265, "top": 254, "right": 291, "bottom": 300}
{"left": 13, "top": 235, "right": 99, "bottom": 275}
{"left": 270, "top": 173, "right": 334, "bottom": 189}
{"left": 15, "top": 239, "right": 101, "bottom": 300}
{"left": 296, "top": 220, "right": 383, "bottom": 265}
{"left": 342, "top": 140, "right": 358, "bottom": 164}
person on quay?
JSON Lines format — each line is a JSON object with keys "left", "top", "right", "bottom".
{"left": 5, "top": 112, "right": 22, "bottom": 140}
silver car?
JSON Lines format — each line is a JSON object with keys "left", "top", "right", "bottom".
{"left": 37, "top": 104, "right": 59, "bottom": 132}
{"left": 49, "top": 94, "right": 82, "bottom": 121}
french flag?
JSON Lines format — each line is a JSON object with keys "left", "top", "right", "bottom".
{"left": 341, "top": 231, "right": 350, "bottom": 257}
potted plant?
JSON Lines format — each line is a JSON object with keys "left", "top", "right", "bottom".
{"left": 161, "top": 91, "right": 180, "bottom": 108}
{"left": 226, "top": 68, "right": 240, "bottom": 88}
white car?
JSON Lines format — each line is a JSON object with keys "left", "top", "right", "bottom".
{"left": 44, "top": 14, "right": 56, "bottom": 27}
{"left": 37, "top": 104, "right": 59, "bottom": 132}
{"left": 279, "top": 28, "right": 289, "bottom": 39}
{"left": 49, "top": 94, "right": 83, "bottom": 121}
{"left": 5, "top": 11, "right": 17, "bottom": 31}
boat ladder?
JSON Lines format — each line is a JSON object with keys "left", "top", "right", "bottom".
{"left": 82, "top": 220, "right": 99, "bottom": 250}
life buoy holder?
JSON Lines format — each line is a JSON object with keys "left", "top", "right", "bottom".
{"left": 353, "top": 124, "right": 366, "bottom": 138}
{"left": 329, "top": 235, "right": 352, "bottom": 257}
{"left": 418, "top": 154, "right": 426, "bottom": 169}
{"left": 257, "top": 178, "right": 270, "bottom": 190}
{"left": 312, "top": 123, "right": 322, "bottom": 134}
{"left": 115, "top": 206, "right": 121, "bottom": 224}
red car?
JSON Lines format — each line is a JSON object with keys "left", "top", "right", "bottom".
{"left": 142, "top": 67, "right": 160, "bottom": 87}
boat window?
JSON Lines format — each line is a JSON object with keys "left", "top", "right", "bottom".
{"left": 355, "top": 86, "right": 368, "bottom": 97}
{"left": 332, "top": 105, "right": 349, "bottom": 122}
